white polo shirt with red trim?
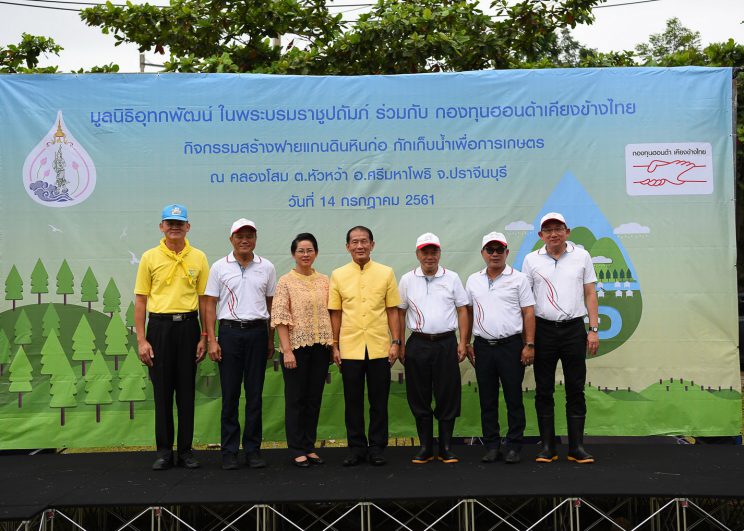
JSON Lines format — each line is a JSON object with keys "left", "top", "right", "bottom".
{"left": 205, "top": 252, "right": 277, "bottom": 321}
{"left": 521, "top": 242, "right": 596, "bottom": 321}
{"left": 466, "top": 265, "right": 535, "bottom": 340}
{"left": 398, "top": 266, "right": 469, "bottom": 334}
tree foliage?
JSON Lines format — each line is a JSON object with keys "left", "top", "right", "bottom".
{"left": 56, "top": 260, "right": 74, "bottom": 304}
{"left": 0, "top": 33, "right": 61, "bottom": 73}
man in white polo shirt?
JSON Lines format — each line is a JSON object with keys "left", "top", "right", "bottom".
{"left": 465, "top": 232, "right": 535, "bottom": 464}
{"left": 204, "top": 218, "right": 277, "bottom": 470}
{"left": 522, "top": 212, "right": 599, "bottom": 464}
{"left": 397, "top": 233, "right": 469, "bottom": 464}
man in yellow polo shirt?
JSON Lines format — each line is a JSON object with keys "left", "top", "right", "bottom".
{"left": 329, "top": 225, "right": 401, "bottom": 467}
{"left": 134, "top": 204, "right": 209, "bottom": 470}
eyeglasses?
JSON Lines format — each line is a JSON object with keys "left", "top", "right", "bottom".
{"left": 295, "top": 249, "right": 316, "bottom": 255}
{"left": 541, "top": 227, "right": 566, "bottom": 234}
{"left": 483, "top": 246, "right": 507, "bottom": 255}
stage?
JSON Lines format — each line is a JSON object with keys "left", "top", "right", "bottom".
{"left": 2, "top": 442, "right": 744, "bottom": 529}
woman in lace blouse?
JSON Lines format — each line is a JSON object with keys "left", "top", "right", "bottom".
{"left": 271, "top": 233, "right": 333, "bottom": 467}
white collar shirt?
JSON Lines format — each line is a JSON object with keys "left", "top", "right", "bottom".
{"left": 521, "top": 242, "right": 597, "bottom": 321}
{"left": 205, "top": 252, "right": 277, "bottom": 321}
{"left": 398, "top": 266, "right": 469, "bottom": 334}
{"left": 466, "top": 265, "right": 535, "bottom": 340}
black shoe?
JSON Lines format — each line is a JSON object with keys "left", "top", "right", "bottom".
{"left": 438, "top": 420, "right": 458, "bottom": 463}
{"left": 438, "top": 449, "right": 459, "bottom": 463}
{"left": 411, "top": 448, "right": 435, "bottom": 464}
{"left": 536, "top": 416, "right": 558, "bottom": 463}
{"left": 342, "top": 454, "right": 364, "bottom": 467}
{"left": 293, "top": 457, "right": 310, "bottom": 468}
{"left": 412, "top": 418, "right": 435, "bottom": 464}
{"left": 151, "top": 456, "right": 173, "bottom": 471}
{"left": 567, "top": 416, "right": 594, "bottom": 464}
{"left": 247, "top": 452, "right": 267, "bottom": 469}
{"left": 369, "top": 454, "right": 387, "bottom": 466}
{"left": 503, "top": 449, "right": 521, "bottom": 464}
{"left": 222, "top": 453, "right": 239, "bottom": 470}
{"left": 481, "top": 448, "right": 501, "bottom": 463}
{"left": 306, "top": 454, "right": 325, "bottom": 465}
{"left": 176, "top": 452, "right": 200, "bottom": 469}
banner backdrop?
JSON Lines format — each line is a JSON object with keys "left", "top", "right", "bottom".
{"left": 0, "top": 67, "right": 739, "bottom": 449}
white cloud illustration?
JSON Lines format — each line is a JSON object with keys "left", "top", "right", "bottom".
{"left": 505, "top": 220, "right": 534, "bottom": 231}
{"left": 592, "top": 255, "right": 613, "bottom": 264}
{"left": 614, "top": 222, "right": 650, "bottom": 235}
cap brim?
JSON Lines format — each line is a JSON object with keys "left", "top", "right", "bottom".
{"left": 416, "top": 243, "right": 440, "bottom": 249}
{"left": 484, "top": 240, "right": 507, "bottom": 248}
{"left": 232, "top": 224, "right": 256, "bottom": 234}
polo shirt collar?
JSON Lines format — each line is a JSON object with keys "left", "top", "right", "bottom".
{"left": 479, "top": 265, "right": 514, "bottom": 277}
{"left": 537, "top": 242, "right": 577, "bottom": 255}
{"left": 414, "top": 266, "right": 445, "bottom": 278}
{"left": 227, "top": 252, "right": 261, "bottom": 264}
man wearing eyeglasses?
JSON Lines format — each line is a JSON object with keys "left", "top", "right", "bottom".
{"left": 465, "top": 232, "right": 535, "bottom": 464}
{"left": 397, "top": 233, "right": 469, "bottom": 464}
{"left": 204, "top": 218, "right": 277, "bottom": 470}
{"left": 521, "top": 212, "right": 599, "bottom": 464}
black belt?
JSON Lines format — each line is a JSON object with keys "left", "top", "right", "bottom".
{"left": 536, "top": 316, "right": 584, "bottom": 328}
{"left": 220, "top": 319, "right": 267, "bottom": 330}
{"left": 410, "top": 331, "right": 456, "bottom": 342}
{"left": 475, "top": 334, "right": 521, "bottom": 346}
{"left": 148, "top": 311, "right": 198, "bottom": 322}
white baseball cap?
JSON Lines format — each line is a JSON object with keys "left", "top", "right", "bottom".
{"left": 481, "top": 232, "right": 508, "bottom": 249}
{"left": 416, "top": 232, "right": 441, "bottom": 249}
{"left": 230, "top": 218, "right": 257, "bottom": 235}
{"left": 540, "top": 212, "right": 567, "bottom": 229}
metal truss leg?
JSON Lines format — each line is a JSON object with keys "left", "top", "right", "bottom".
{"left": 360, "top": 502, "right": 372, "bottom": 531}
{"left": 457, "top": 499, "right": 476, "bottom": 531}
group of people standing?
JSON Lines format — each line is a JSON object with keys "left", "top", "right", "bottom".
{"left": 134, "top": 204, "right": 599, "bottom": 471}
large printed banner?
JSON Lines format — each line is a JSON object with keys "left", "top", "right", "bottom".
{"left": 0, "top": 68, "right": 738, "bottom": 448}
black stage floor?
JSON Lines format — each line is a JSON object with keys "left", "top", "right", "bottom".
{"left": 3, "top": 444, "right": 744, "bottom": 521}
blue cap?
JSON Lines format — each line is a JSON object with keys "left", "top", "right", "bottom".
{"left": 162, "top": 204, "right": 188, "bottom": 222}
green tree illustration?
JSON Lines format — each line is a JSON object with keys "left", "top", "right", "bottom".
{"left": 30, "top": 258, "right": 49, "bottom": 304}
{"left": 102, "top": 278, "right": 121, "bottom": 316}
{"left": 598, "top": 270, "right": 605, "bottom": 281}
{"left": 8, "top": 346, "right": 33, "bottom": 408}
{"left": 14, "top": 309, "right": 32, "bottom": 346}
{"left": 80, "top": 267, "right": 99, "bottom": 312}
{"left": 118, "top": 346, "right": 147, "bottom": 419}
{"left": 56, "top": 259, "right": 74, "bottom": 304}
{"left": 41, "top": 303, "right": 61, "bottom": 338}
{"left": 125, "top": 301, "right": 135, "bottom": 334}
{"left": 5, "top": 265, "right": 23, "bottom": 310}
{"left": 85, "top": 350, "right": 113, "bottom": 423}
{"left": 72, "top": 314, "right": 96, "bottom": 376}
{"left": 41, "top": 330, "right": 78, "bottom": 425}
{"left": 619, "top": 269, "right": 626, "bottom": 280}
{"left": 612, "top": 269, "right": 619, "bottom": 280}
{"left": 104, "top": 312, "right": 128, "bottom": 370}
{"left": 0, "top": 328, "right": 10, "bottom": 376}
{"left": 626, "top": 268, "right": 633, "bottom": 281}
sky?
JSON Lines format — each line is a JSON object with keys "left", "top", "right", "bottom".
{"left": 0, "top": 0, "right": 742, "bottom": 72}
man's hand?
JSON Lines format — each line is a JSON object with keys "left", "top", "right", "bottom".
{"left": 138, "top": 339, "right": 154, "bottom": 367}
{"left": 587, "top": 331, "right": 599, "bottom": 356}
{"left": 466, "top": 344, "right": 475, "bottom": 366}
{"left": 283, "top": 351, "right": 297, "bottom": 369}
{"left": 398, "top": 344, "right": 406, "bottom": 364}
{"left": 457, "top": 342, "right": 467, "bottom": 363}
{"left": 208, "top": 339, "right": 222, "bottom": 362}
{"left": 196, "top": 337, "right": 207, "bottom": 363}
{"left": 332, "top": 345, "right": 342, "bottom": 368}
{"left": 388, "top": 343, "right": 399, "bottom": 365}
{"left": 520, "top": 345, "right": 534, "bottom": 366}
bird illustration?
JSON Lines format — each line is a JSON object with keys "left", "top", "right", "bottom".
{"left": 49, "top": 225, "right": 62, "bottom": 233}
{"left": 128, "top": 251, "right": 140, "bottom": 265}
{"left": 120, "top": 226, "right": 128, "bottom": 239}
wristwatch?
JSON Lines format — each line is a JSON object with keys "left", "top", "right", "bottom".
{"left": 588, "top": 326, "right": 599, "bottom": 333}
{"left": 525, "top": 343, "right": 535, "bottom": 349}
{"left": 391, "top": 339, "right": 402, "bottom": 346}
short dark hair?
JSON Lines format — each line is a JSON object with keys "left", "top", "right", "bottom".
{"left": 291, "top": 233, "right": 318, "bottom": 254}
{"left": 346, "top": 226, "right": 373, "bottom": 244}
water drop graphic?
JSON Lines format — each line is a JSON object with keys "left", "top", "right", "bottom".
{"left": 514, "top": 172, "right": 643, "bottom": 356}
{"left": 22, "top": 111, "right": 97, "bottom": 208}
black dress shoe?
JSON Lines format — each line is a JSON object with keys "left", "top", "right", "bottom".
{"left": 293, "top": 457, "right": 310, "bottom": 468}
{"left": 368, "top": 454, "right": 386, "bottom": 466}
{"left": 306, "top": 455, "right": 325, "bottom": 465}
{"left": 481, "top": 448, "right": 501, "bottom": 463}
{"left": 247, "top": 452, "right": 267, "bottom": 469}
{"left": 176, "top": 453, "right": 200, "bottom": 469}
{"left": 438, "top": 449, "right": 459, "bottom": 464}
{"left": 503, "top": 449, "right": 521, "bottom": 464}
{"left": 152, "top": 456, "right": 173, "bottom": 471}
{"left": 222, "top": 453, "right": 239, "bottom": 470}
{"left": 342, "top": 454, "right": 364, "bottom": 467}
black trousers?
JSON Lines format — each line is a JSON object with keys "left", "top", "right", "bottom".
{"left": 218, "top": 324, "right": 268, "bottom": 456}
{"left": 404, "top": 334, "right": 461, "bottom": 422}
{"left": 341, "top": 350, "right": 390, "bottom": 456}
{"left": 534, "top": 318, "right": 587, "bottom": 418}
{"left": 146, "top": 317, "right": 200, "bottom": 458}
{"left": 474, "top": 335, "right": 526, "bottom": 451}
{"left": 282, "top": 343, "right": 330, "bottom": 458}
